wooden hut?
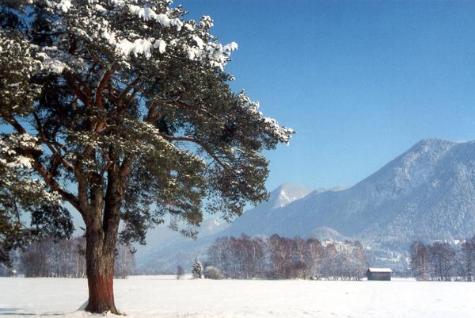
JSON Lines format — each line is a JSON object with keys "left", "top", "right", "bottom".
{"left": 366, "top": 268, "right": 392, "bottom": 281}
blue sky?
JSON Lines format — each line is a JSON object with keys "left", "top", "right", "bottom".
{"left": 179, "top": 0, "right": 475, "bottom": 191}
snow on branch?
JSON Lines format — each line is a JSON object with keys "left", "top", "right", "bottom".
{"left": 238, "top": 93, "right": 294, "bottom": 144}
{"left": 41, "top": 0, "right": 239, "bottom": 70}
{"left": 126, "top": 4, "right": 184, "bottom": 30}
{"left": 0, "top": 134, "right": 61, "bottom": 204}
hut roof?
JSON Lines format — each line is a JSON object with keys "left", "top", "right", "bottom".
{"left": 367, "top": 268, "right": 392, "bottom": 273}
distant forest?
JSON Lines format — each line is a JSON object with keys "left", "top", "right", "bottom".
{"left": 203, "top": 234, "right": 368, "bottom": 280}
{"left": 0, "top": 237, "right": 135, "bottom": 278}
{"left": 410, "top": 237, "right": 475, "bottom": 281}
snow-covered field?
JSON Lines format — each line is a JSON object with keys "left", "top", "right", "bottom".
{"left": 1, "top": 276, "right": 474, "bottom": 318}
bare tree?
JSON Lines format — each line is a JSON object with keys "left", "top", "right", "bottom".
{"left": 304, "top": 238, "right": 324, "bottom": 279}
{"left": 461, "top": 236, "right": 475, "bottom": 281}
{"left": 114, "top": 244, "right": 135, "bottom": 279}
{"left": 410, "top": 241, "right": 430, "bottom": 280}
{"left": 267, "top": 234, "right": 293, "bottom": 279}
{"left": 429, "top": 242, "right": 455, "bottom": 281}
{"left": 176, "top": 265, "right": 185, "bottom": 280}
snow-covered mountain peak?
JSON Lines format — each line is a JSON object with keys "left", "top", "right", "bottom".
{"left": 267, "top": 183, "right": 312, "bottom": 208}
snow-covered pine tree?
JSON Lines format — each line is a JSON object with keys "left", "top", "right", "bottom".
{"left": 191, "top": 259, "right": 203, "bottom": 279}
{"left": 0, "top": 0, "right": 293, "bottom": 313}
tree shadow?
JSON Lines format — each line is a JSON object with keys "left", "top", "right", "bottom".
{"left": 0, "top": 308, "right": 33, "bottom": 316}
{"left": 0, "top": 308, "right": 65, "bottom": 316}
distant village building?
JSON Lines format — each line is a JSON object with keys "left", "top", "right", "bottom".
{"left": 366, "top": 268, "right": 392, "bottom": 281}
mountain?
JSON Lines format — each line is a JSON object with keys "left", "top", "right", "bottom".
{"left": 220, "top": 183, "right": 312, "bottom": 237}
{"left": 266, "top": 183, "right": 314, "bottom": 208}
{"left": 234, "top": 139, "right": 475, "bottom": 246}
{"left": 136, "top": 139, "right": 475, "bottom": 272}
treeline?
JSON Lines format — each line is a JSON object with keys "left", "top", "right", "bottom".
{"left": 205, "top": 234, "right": 368, "bottom": 280}
{"left": 19, "top": 237, "right": 135, "bottom": 278}
{"left": 410, "top": 237, "right": 475, "bottom": 281}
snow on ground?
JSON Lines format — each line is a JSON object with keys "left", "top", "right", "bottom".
{"left": 1, "top": 276, "right": 475, "bottom": 318}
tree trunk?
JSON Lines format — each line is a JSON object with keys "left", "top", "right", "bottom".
{"left": 84, "top": 227, "right": 119, "bottom": 314}
{"left": 81, "top": 163, "right": 125, "bottom": 314}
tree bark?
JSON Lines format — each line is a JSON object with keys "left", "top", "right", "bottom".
{"left": 84, "top": 229, "right": 118, "bottom": 314}
{"left": 83, "top": 165, "right": 124, "bottom": 314}
{"left": 84, "top": 226, "right": 119, "bottom": 314}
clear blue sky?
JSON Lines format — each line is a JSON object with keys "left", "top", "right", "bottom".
{"left": 179, "top": 0, "right": 475, "bottom": 190}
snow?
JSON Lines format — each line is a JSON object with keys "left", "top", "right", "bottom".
{"left": 126, "top": 5, "right": 183, "bottom": 30}
{"left": 200, "top": 16, "right": 214, "bottom": 28}
{"left": 9, "top": 155, "right": 33, "bottom": 168}
{"left": 94, "top": 4, "right": 106, "bottom": 13}
{"left": 40, "top": 0, "right": 240, "bottom": 72}
{"left": 153, "top": 39, "right": 167, "bottom": 54}
{"left": 367, "top": 268, "right": 392, "bottom": 273}
{"left": 192, "top": 35, "right": 205, "bottom": 49}
{"left": 42, "top": 58, "right": 67, "bottom": 74}
{"left": 225, "top": 41, "right": 239, "bottom": 51}
{"left": 57, "top": 0, "right": 72, "bottom": 12}
{"left": 36, "top": 51, "right": 67, "bottom": 74}
{"left": 117, "top": 38, "right": 154, "bottom": 59}
{"left": 1, "top": 276, "right": 474, "bottom": 318}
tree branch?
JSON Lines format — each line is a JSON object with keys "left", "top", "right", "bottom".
{"left": 5, "top": 116, "right": 82, "bottom": 214}
{"left": 173, "top": 99, "right": 222, "bottom": 122}
{"left": 64, "top": 71, "right": 92, "bottom": 107}
{"left": 32, "top": 112, "right": 75, "bottom": 172}
{"left": 95, "top": 65, "right": 116, "bottom": 109}
{"left": 117, "top": 77, "right": 141, "bottom": 110}
{"left": 163, "top": 134, "right": 229, "bottom": 170}
{"left": 148, "top": 97, "right": 223, "bottom": 124}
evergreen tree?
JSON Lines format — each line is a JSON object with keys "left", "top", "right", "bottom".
{"left": 0, "top": 0, "right": 292, "bottom": 313}
{"left": 191, "top": 259, "right": 203, "bottom": 279}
